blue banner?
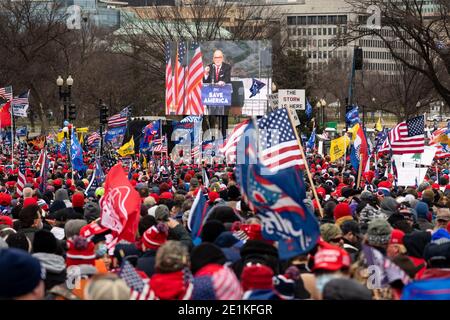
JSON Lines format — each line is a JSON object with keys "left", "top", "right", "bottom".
{"left": 201, "top": 84, "right": 232, "bottom": 106}
{"left": 105, "top": 126, "right": 126, "bottom": 148}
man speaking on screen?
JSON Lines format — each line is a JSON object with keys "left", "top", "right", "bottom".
{"left": 203, "top": 50, "right": 231, "bottom": 86}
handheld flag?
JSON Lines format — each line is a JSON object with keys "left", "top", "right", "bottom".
{"left": 249, "top": 79, "right": 266, "bottom": 98}
{"left": 402, "top": 278, "right": 450, "bottom": 300}
{"left": 119, "top": 259, "right": 154, "bottom": 300}
{"left": 70, "top": 131, "right": 86, "bottom": 172}
{"left": 118, "top": 136, "right": 135, "bottom": 157}
{"left": 236, "top": 120, "right": 320, "bottom": 259}
{"left": 85, "top": 159, "right": 105, "bottom": 196}
{"left": 306, "top": 128, "right": 316, "bottom": 151}
{"left": 375, "top": 117, "right": 382, "bottom": 131}
{"left": 0, "top": 102, "right": 12, "bottom": 128}
{"left": 187, "top": 187, "right": 208, "bottom": 242}
{"left": 345, "top": 106, "right": 360, "bottom": 127}
{"left": 350, "top": 124, "right": 369, "bottom": 174}
{"left": 100, "top": 163, "right": 142, "bottom": 249}
{"left": 330, "top": 135, "right": 350, "bottom": 162}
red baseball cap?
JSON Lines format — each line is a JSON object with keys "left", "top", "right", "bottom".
{"left": 389, "top": 229, "right": 405, "bottom": 245}
{"left": 312, "top": 248, "right": 351, "bottom": 272}
{"left": 0, "top": 215, "right": 13, "bottom": 227}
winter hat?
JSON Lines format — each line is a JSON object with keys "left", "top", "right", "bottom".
{"left": 0, "top": 248, "right": 45, "bottom": 299}
{"left": 377, "top": 181, "right": 392, "bottom": 196}
{"left": 155, "top": 205, "right": 170, "bottom": 222}
{"left": 23, "top": 197, "right": 38, "bottom": 208}
{"left": 192, "top": 264, "right": 243, "bottom": 300}
{"left": 113, "top": 244, "right": 141, "bottom": 267}
{"left": 66, "top": 236, "right": 96, "bottom": 267}
{"left": 240, "top": 240, "right": 279, "bottom": 275}
{"left": 320, "top": 223, "right": 343, "bottom": 243}
{"left": 379, "top": 197, "right": 399, "bottom": 216}
{"left": 155, "top": 241, "right": 190, "bottom": 273}
{"left": 148, "top": 206, "right": 158, "bottom": 217}
{"left": 190, "top": 178, "right": 200, "bottom": 189}
{"left": 0, "top": 215, "right": 13, "bottom": 227}
{"left": 415, "top": 201, "right": 431, "bottom": 221}
{"left": 333, "top": 203, "right": 353, "bottom": 226}
{"left": 72, "top": 193, "right": 85, "bottom": 208}
{"left": 422, "top": 189, "right": 435, "bottom": 204}
{"left": 84, "top": 274, "right": 131, "bottom": 300}
{"left": 33, "top": 230, "right": 58, "bottom": 254}
{"left": 84, "top": 202, "right": 100, "bottom": 223}
{"left": 200, "top": 220, "right": 226, "bottom": 243}
{"left": 49, "top": 200, "right": 66, "bottom": 215}
{"left": 389, "top": 229, "right": 405, "bottom": 245}
{"left": 367, "top": 219, "right": 393, "bottom": 247}
{"left": 159, "top": 192, "right": 173, "bottom": 200}
{"left": 143, "top": 196, "right": 156, "bottom": 208}
{"left": 190, "top": 243, "right": 227, "bottom": 275}
{"left": 206, "top": 206, "right": 239, "bottom": 224}
{"left": 322, "top": 278, "right": 372, "bottom": 300}
{"left": 208, "top": 191, "right": 220, "bottom": 204}
{"left": 142, "top": 223, "right": 169, "bottom": 250}
{"left": 65, "top": 219, "right": 88, "bottom": 239}
{"left": 241, "top": 263, "right": 274, "bottom": 292}
{"left": 312, "top": 247, "right": 351, "bottom": 272}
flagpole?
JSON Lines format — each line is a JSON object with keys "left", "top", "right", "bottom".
{"left": 11, "top": 111, "right": 14, "bottom": 169}
{"left": 286, "top": 108, "right": 323, "bottom": 217}
{"left": 357, "top": 151, "right": 363, "bottom": 189}
{"left": 342, "top": 133, "right": 348, "bottom": 175}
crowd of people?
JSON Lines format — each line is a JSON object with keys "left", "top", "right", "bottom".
{"left": 0, "top": 143, "right": 450, "bottom": 300}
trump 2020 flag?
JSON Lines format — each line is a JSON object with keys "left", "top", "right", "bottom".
{"left": 249, "top": 79, "right": 266, "bottom": 98}
{"left": 306, "top": 128, "right": 316, "bottom": 151}
{"left": 187, "top": 188, "right": 208, "bottom": 243}
{"left": 100, "top": 163, "right": 142, "bottom": 250}
{"left": 70, "top": 131, "right": 86, "bottom": 172}
{"left": 305, "top": 99, "right": 313, "bottom": 120}
{"left": 236, "top": 120, "right": 320, "bottom": 260}
{"left": 346, "top": 106, "right": 360, "bottom": 127}
{"left": 85, "top": 159, "right": 105, "bottom": 196}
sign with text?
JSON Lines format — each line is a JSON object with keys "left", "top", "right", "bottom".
{"left": 267, "top": 93, "right": 279, "bottom": 110}
{"left": 12, "top": 104, "right": 29, "bottom": 117}
{"left": 278, "top": 89, "right": 305, "bottom": 110}
{"left": 288, "top": 106, "right": 301, "bottom": 127}
{"left": 201, "top": 84, "right": 233, "bottom": 107}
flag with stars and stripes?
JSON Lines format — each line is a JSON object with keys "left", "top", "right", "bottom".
{"left": 185, "top": 41, "right": 204, "bottom": 115}
{"left": 84, "top": 158, "right": 105, "bottom": 196}
{"left": 119, "top": 259, "right": 154, "bottom": 300}
{"left": 165, "top": 41, "right": 174, "bottom": 115}
{"left": 87, "top": 132, "right": 100, "bottom": 147}
{"left": 0, "top": 86, "right": 13, "bottom": 104}
{"left": 38, "top": 149, "right": 49, "bottom": 194}
{"left": 220, "top": 119, "right": 250, "bottom": 164}
{"left": 108, "top": 106, "right": 131, "bottom": 128}
{"left": 12, "top": 90, "right": 30, "bottom": 117}
{"left": 16, "top": 142, "right": 27, "bottom": 196}
{"left": 379, "top": 115, "right": 425, "bottom": 154}
{"left": 256, "top": 108, "right": 305, "bottom": 171}
{"left": 175, "top": 41, "right": 187, "bottom": 115}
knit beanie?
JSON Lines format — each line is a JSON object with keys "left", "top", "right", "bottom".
{"left": 190, "top": 243, "right": 227, "bottom": 275}
{"left": 200, "top": 220, "right": 226, "bottom": 243}
{"left": 72, "top": 192, "right": 85, "bottom": 208}
{"left": 142, "top": 223, "right": 169, "bottom": 250}
{"left": 66, "top": 236, "right": 96, "bottom": 267}
{"left": 333, "top": 203, "right": 353, "bottom": 226}
{"left": 415, "top": 201, "right": 431, "bottom": 221}
{"left": 320, "top": 223, "right": 343, "bottom": 243}
{"left": 241, "top": 263, "right": 274, "bottom": 291}
{"left": 33, "top": 230, "right": 58, "bottom": 254}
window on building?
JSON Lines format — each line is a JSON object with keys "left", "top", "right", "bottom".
{"left": 318, "top": 28, "right": 322, "bottom": 35}
{"left": 313, "top": 51, "right": 317, "bottom": 59}
{"left": 287, "top": 16, "right": 297, "bottom": 25}
{"left": 323, "top": 51, "right": 327, "bottom": 59}
{"left": 303, "top": 28, "right": 307, "bottom": 36}
{"left": 328, "top": 15, "right": 338, "bottom": 24}
{"left": 318, "top": 39, "right": 322, "bottom": 47}
{"left": 318, "top": 16, "right": 327, "bottom": 24}
{"left": 338, "top": 15, "right": 347, "bottom": 24}
{"left": 329, "top": 50, "right": 333, "bottom": 58}
{"left": 308, "top": 28, "right": 311, "bottom": 36}
{"left": 323, "top": 28, "right": 327, "bottom": 35}
{"left": 313, "top": 28, "right": 317, "bottom": 35}
{"left": 328, "top": 27, "right": 332, "bottom": 34}
{"left": 318, "top": 51, "right": 322, "bottom": 59}
{"left": 308, "top": 51, "right": 312, "bottom": 58}
{"left": 308, "top": 16, "right": 317, "bottom": 25}
{"left": 298, "top": 16, "right": 307, "bottom": 25}
{"left": 303, "top": 39, "right": 307, "bottom": 47}
{"left": 333, "top": 28, "right": 337, "bottom": 35}
{"left": 313, "top": 39, "right": 317, "bottom": 47}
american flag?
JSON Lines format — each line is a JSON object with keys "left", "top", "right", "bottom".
{"left": 108, "top": 106, "right": 131, "bottom": 128}
{"left": 0, "top": 86, "right": 13, "bottom": 103}
{"left": 429, "top": 127, "right": 450, "bottom": 158}
{"left": 165, "top": 42, "right": 174, "bottom": 115}
{"left": 87, "top": 132, "right": 100, "bottom": 146}
{"left": 191, "top": 144, "right": 200, "bottom": 158}
{"left": 257, "top": 108, "right": 304, "bottom": 171}
{"left": 186, "top": 42, "right": 204, "bottom": 115}
{"left": 119, "top": 259, "right": 154, "bottom": 300}
{"left": 16, "top": 142, "right": 27, "bottom": 196}
{"left": 38, "top": 149, "right": 49, "bottom": 194}
{"left": 12, "top": 90, "right": 29, "bottom": 106}
{"left": 379, "top": 115, "right": 425, "bottom": 154}
{"left": 153, "top": 136, "right": 167, "bottom": 153}
{"left": 175, "top": 41, "right": 187, "bottom": 115}
{"left": 220, "top": 119, "right": 250, "bottom": 164}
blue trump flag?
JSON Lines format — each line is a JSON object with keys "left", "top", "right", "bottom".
{"left": 105, "top": 126, "right": 127, "bottom": 148}
{"left": 402, "top": 278, "right": 450, "bottom": 300}
{"left": 59, "top": 139, "right": 67, "bottom": 154}
{"left": 85, "top": 158, "right": 105, "bottom": 196}
{"left": 235, "top": 120, "right": 320, "bottom": 260}
{"left": 71, "top": 131, "right": 86, "bottom": 172}
{"left": 140, "top": 120, "right": 160, "bottom": 150}
{"left": 306, "top": 128, "right": 316, "bottom": 151}
{"left": 187, "top": 188, "right": 208, "bottom": 245}
{"left": 345, "top": 105, "right": 360, "bottom": 126}
{"left": 249, "top": 79, "right": 266, "bottom": 98}
{"left": 305, "top": 99, "right": 313, "bottom": 120}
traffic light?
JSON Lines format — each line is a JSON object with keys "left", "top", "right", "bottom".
{"left": 100, "top": 103, "right": 108, "bottom": 125}
{"left": 354, "top": 47, "right": 363, "bottom": 70}
{"left": 68, "top": 104, "right": 76, "bottom": 121}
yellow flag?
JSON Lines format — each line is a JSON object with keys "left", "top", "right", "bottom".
{"left": 118, "top": 136, "right": 135, "bottom": 157}
{"left": 56, "top": 131, "right": 65, "bottom": 143}
{"left": 375, "top": 117, "right": 382, "bottom": 131}
{"left": 142, "top": 155, "right": 147, "bottom": 169}
{"left": 330, "top": 135, "right": 350, "bottom": 162}
{"left": 348, "top": 123, "right": 360, "bottom": 142}
{"left": 79, "top": 133, "right": 84, "bottom": 145}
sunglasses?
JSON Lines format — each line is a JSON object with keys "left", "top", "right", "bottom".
{"left": 330, "top": 237, "right": 344, "bottom": 243}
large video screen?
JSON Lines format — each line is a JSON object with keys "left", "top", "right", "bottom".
{"left": 165, "top": 40, "right": 272, "bottom": 116}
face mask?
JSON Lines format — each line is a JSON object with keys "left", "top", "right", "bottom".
{"left": 316, "top": 274, "right": 339, "bottom": 294}
{"left": 96, "top": 244, "right": 108, "bottom": 258}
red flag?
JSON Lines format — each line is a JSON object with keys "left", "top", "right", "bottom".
{"left": 100, "top": 163, "right": 141, "bottom": 248}
{"left": 0, "top": 102, "right": 11, "bottom": 128}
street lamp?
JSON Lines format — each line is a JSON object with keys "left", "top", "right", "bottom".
{"left": 56, "top": 75, "right": 74, "bottom": 127}
{"left": 316, "top": 99, "right": 327, "bottom": 126}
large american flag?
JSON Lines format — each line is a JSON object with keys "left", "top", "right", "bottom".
{"left": 119, "top": 260, "right": 154, "bottom": 300}
{"left": 0, "top": 86, "right": 13, "bottom": 102}
{"left": 87, "top": 132, "right": 100, "bottom": 146}
{"left": 108, "top": 106, "right": 130, "bottom": 128}
{"left": 257, "top": 108, "right": 305, "bottom": 171}
{"left": 153, "top": 136, "right": 167, "bottom": 154}
{"left": 186, "top": 42, "right": 204, "bottom": 115}
{"left": 16, "top": 142, "right": 27, "bottom": 196}
{"left": 379, "top": 115, "right": 425, "bottom": 154}
{"left": 12, "top": 90, "right": 29, "bottom": 106}
{"left": 165, "top": 42, "right": 174, "bottom": 115}
{"left": 175, "top": 41, "right": 187, "bottom": 115}
{"left": 220, "top": 119, "right": 250, "bottom": 164}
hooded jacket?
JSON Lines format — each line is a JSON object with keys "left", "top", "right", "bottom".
{"left": 33, "top": 252, "right": 67, "bottom": 290}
